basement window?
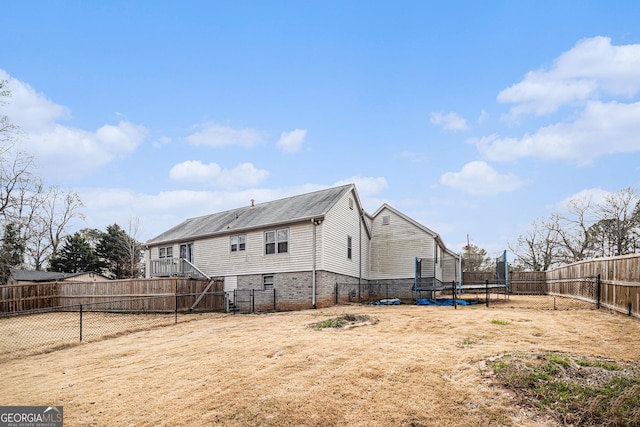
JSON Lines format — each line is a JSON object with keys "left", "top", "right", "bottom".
{"left": 263, "top": 275, "right": 274, "bottom": 290}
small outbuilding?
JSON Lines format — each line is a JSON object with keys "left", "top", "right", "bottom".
{"left": 6, "top": 268, "right": 110, "bottom": 286}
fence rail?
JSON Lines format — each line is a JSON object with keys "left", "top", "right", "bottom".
{"left": 0, "top": 278, "right": 223, "bottom": 313}
{"left": 232, "top": 289, "right": 276, "bottom": 314}
{"left": 0, "top": 292, "right": 228, "bottom": 362}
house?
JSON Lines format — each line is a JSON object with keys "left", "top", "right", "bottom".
{"left": 145, "top": 184, "right": 460, "bottom": 309}
{"left": 6, "top": 268, "right": 110, "bottom": 286}
{"left": 369, "top": 203, "right": 461, "bottom": 290}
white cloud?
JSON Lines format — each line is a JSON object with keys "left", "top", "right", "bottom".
{"left": 475, "top": 100, "right": 640, "bottom": 165}
{"left": 152, "top": 136, "right": 172, "bottom": 148}
{"left": 498, "top": 36, "right": 640, "bottom": 118}
{"left": 429, "top": 111, "right": 468, "bottom": 131}
{"left": 440, "top": 161, "right": 524, "bottom": 196}
{"left": 276, "top": 129, "right": 307, "bottom": 153}
{"left": 0, "top": 70, "right": 69, "bottom": 132}
{"left": 477, "top": 109, "right": 489, "bottom": 124}
{"left": 0, "top": 70, "right": 147, "bottom": 180}
{"left": 169, "top": 160, "right": 269, "bottom": 189}
{"left": 555, "top": 188, "right": 611, "bottom": 212}
{"left": 396, "top": 151, "right": 428, "bottom": 163}
{"left": 333, "top": 176, "right": 388, "bottom": 196}
{"left": 186, "top": 123, "right": 263, "bottom": 148}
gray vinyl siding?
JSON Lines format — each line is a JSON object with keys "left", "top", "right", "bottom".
{"left": 370, "top": 207, "right": 435, "bottom": 280}
{"left": 321, "top": 189, "right": 370, "bottom": 280}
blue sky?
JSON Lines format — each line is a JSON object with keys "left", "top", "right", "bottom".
{"left": 2, "top": 1, "right": 640, "bottom": 258}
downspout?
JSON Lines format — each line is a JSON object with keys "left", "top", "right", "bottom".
{"left": 311, "top": 218, "right": 321, "bottom": 309}
{"left": 359, "top": 209, "right": 362, "bottom": 287}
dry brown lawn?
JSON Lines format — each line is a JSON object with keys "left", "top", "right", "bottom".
{"left": 1, "top": 302, "right": 638, "bottom": 426}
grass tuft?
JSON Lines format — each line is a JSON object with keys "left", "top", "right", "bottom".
{"left": 489, "top": 352, "right": 640, "bottom": 427}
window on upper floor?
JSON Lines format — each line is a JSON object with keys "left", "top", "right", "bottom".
{"left": 347, "top": 236, "right": 352, "bottom": 260}
{"left": 382, "top": 215, "right": 390, "bottom": 225}
{"left": 230, "top": 235, "right": 246, "bottom": 252}
{"left": 265, "top": 229, "right": 288, "bottom": 255}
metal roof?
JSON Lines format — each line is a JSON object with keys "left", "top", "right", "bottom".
{"left": 147, "top": 184, "right": 354, "bottom": 245}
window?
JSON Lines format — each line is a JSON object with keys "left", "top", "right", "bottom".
{"left": 263, "top": 275, "right": 274, "bottom": 290}
{"left": 382, "top": 215, "right": 390, "bottom": 225}
{"left": 347, "top": 236, "right": 352, "bottom": 260}
{"left": 349, "top": 198, "right": 354, "bottom": 210}
{"left": 265, "top": 229, "right": 288, "bottom": 255}
{"left": 159, "top": 247, "right": 173, "bottom": 258}
{"left": 180, "top": 243, "right": 193, "bottom": 262}
{"left": 230, "top": 235, "right": 246, "bottom": 252}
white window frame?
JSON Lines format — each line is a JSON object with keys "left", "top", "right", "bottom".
{"left": 265, "top": 229, "right": 289, "bottom": 255}
{"left": 347, "top": 236, "right": 352, "bottom": 260}
{"left": 159, "top": 246, "right": 173, "bottom": 259}
{"left": 180, "top": 243, "right": 193, "bottom": 262}
{"left": 230, "top": 235, "right": 246, "bottom": 253}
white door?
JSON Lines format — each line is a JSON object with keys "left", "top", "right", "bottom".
{"left": 225, "top": 276, "right": 238, "bottom": 303}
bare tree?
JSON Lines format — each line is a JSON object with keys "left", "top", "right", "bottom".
{"left": 553, "top": 197, "right": 595, "bottom": 264}
{"left": 123, "top": 216, "right": 144, "bottom": 278}
{"left": 513, "top": 186, "right": 640, "bottom": 270}
{"left": 0, "top": 80, "right": 85, "bottom": 270}
{"left": 509, "top": 216, "right": 560, "bottom": 271}
{"left": 0, "top": 80, "right": 18, "bottom": 145}
{"left": 594, "top": 187, "right": 640, "bottom": 256}
{"left": 21, "top": 186, "right": 85, "bottom": 270}
{"left": 462, "top": 242, "right": 492, "bottom": 272}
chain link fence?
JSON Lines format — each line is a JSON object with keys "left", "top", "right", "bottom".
{"left": 0, "top": 292, "right": 226, "bottom": 363}
{"left": 334, "top": 276, "right": 600, "bottom": 311}
{"left": 231, "top": 289, "right": 276, "bottom": 314}
{"left": 335, "top": 282, "right": 414, "bottom": 304}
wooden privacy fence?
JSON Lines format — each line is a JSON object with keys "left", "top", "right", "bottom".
{"left": 548, "top": 254, "right": 640, "bottom": 318}
{"left": 462, "top": 271, "right": 546, "bottom": 294}
{"left": 0, "top": 278, "right": 225, "bottom": 313}
{"left": 463, "top": 254, "right": 640, "bottom": 318}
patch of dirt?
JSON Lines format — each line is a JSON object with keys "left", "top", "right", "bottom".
{"left": 310, "top": 313, "right": 379, "bottom": 330}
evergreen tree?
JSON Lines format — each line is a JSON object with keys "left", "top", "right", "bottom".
{"left": 49, "top": 232, "right": 100, "bottom": 273}
{"left": 0, "top": 222, "right": 26, "bottom": 283}
{"left": 96, "top": 224, "right": 130, "bottom": 279}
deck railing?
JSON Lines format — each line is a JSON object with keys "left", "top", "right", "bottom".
{"left": 148, "top": 258, "right": 208, "bottom": 279}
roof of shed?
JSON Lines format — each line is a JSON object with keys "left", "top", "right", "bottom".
{"left": 147, "top": 184, "right": 355, "bottom": 245}
{"left": 8, "top": 268, "right": 100, "bottom": 282}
